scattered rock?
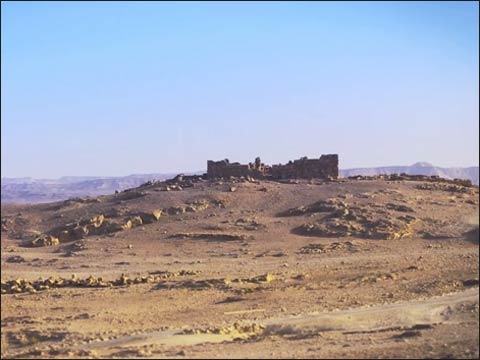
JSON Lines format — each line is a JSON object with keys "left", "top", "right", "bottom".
{"left": 6, "top": 255, "right": 26, "bottom": 263}
{"left": 31, "top": 235, "right": 60, "bottom": 247}
{"left": 463, "top": 279, "right": 479, "bottom": 287}
{"left": 1, "top": 270, "right": 200, "bottom": 294}
{"left": 122, "top": 220, "right": 133, "bottom": 230}
{"left": 169, "top": 232, "right": 249, "bottom": 241}
{"left": 385, "top": 203, "right": 414, "bottom": 212}
{"left": 130, "top": 216, "right": 143, "bottom": 227}
{"left": 299, "top": 241, "right": 366, "bottom": 254}
{"left": 234, "top": 218, "right": 266, "bottom": 231}
{"left": 242, "top": 273, "right": 275, "bottom": 284}
{"left": 116, "top": 190, "right": 147, "bottom": 201}
{"left": 166, "top": 206, "right": 186, "bottom": 215}
{"left": 393, "top": 330, "right": 421, "bottom": 339}
{"left": 212, "top": 199, "right": 229, "bottom": 208}
{"left": 137, "top": 210, "right": 163, "bottom": 224}
{"left": 415, "top": 182, "right": 475, "bottom": 194}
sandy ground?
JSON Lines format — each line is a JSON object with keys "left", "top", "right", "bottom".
{"left": 1, "top": 177, "right": 479, "bottom": 358}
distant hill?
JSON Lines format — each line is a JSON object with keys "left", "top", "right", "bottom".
{"left": 0, "top": 173, "right": 191, "bottom": 204}
{"left": 340, "top": 163, "right": 479, "bottom": 185}
{"left": 2, "top": 163, "right": 478, "bottom": 204}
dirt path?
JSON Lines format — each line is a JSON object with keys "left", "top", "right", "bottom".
{"left": 76, "top": 288, "right": 478, "bottom": 357}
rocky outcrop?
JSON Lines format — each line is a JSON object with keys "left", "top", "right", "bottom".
{"left": 31, "top": 199, "right": 214, "bottom": 246}
{"left": 289, "top": 199, "right": 418, "bottom": 240}
{"left": 279, "top": 199, "right": 346, "bottom": 217}
{"left": 348, "top": 174, "right": 475, "bottom": 188}
{"left": 298, "top": 241, "right": 369, "bottom": 254}
{"left": 50, "top": 214, "right": 107, "bottom": 242}
{"left": 341, "top": 163, "right": 479, "bottom": 185}
{"left": 415, "top": 182, "right": 476, "bottom": 194}
{"left": 185, "top": 199, "right": 210, "bottom": 212}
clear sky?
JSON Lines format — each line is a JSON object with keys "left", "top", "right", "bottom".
{"left": 1, "top": 1, "right": 478, "bottom": 178}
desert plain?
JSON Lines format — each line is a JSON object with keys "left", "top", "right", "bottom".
{"left": 1, "top": 175, "right": 479, "bottom": 359}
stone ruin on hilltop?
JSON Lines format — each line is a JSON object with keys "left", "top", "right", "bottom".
{"left": 207, "top": 155, "right": 339, "bottom": 180}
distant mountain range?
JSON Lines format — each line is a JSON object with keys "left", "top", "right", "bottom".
{"left": 2, "top": 163, "right": 478, "bottom": 204}
{"left": 0, "top": 173, "right": 184, "bottom": 204}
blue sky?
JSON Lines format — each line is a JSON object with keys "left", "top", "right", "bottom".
{"left": 1, "top": 1, "right": 478, "bottom": 178}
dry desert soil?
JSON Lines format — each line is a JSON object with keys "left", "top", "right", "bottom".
{"left": 1, "top": 176, "right": 479, "bottom": 359}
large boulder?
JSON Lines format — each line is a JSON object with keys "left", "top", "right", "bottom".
{"left": 121, "top": 220, "right": 133, "bottom": 230}
{"left": 152, "top": 209, "right": 162, "bottom": 220}
{"left": 31, "top": 235, "right": 60, "bottom": 247}
{"left": 121, "top": 216, "right": 143, "bottom": 230}
{"left": 138, "top": 210, "right": 162, "bottom": 224}
{"left": 88, "top": 214, "right": 105, "bottom": 228}
{"left": 130, "top": 216, "right": 143, "bottom": 227}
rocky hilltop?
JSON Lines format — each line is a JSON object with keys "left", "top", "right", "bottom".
{"left": 340, "top": 162, "right": 479, "bottom": 184}
{"left": 2, "top": 163, "right": 477, "bottom": 204}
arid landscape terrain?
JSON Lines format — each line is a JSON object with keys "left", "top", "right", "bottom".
{"left": 2, "top": 163, "right": 478, "bottom": 204}
{"left": 1, "top": 174, "right": 479, "bottom": 359}
{"left": 3, "top": 1, "right": 478, "bottom": 358}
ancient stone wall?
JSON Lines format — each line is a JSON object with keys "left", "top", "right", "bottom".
{"left": 270, "top": 155, "right": 339, "bottom": 180}
{"left": 207, "top": 155, "right": 339, "bottom": 180}
{"left": 207, "top": 160, "right": 251, "bottom": 178}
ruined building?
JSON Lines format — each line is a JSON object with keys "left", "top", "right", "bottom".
{"left": 207, "top": 155, "right": 339, "bottom": 180}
